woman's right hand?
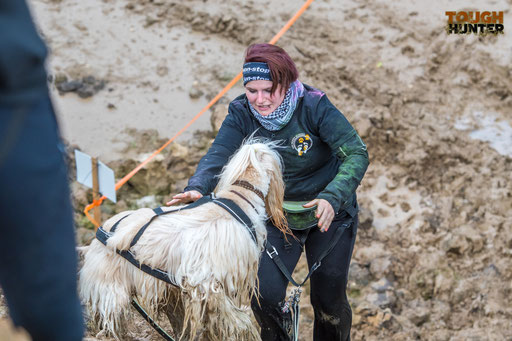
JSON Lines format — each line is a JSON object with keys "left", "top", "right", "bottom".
{"left": 166, "top": 190, "right": 203, "bottom": 206}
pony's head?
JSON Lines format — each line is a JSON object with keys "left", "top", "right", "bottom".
{"left": 216, "top": 139, "right": 288, "bottom": 234}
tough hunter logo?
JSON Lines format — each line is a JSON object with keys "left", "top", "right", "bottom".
{"left": 445, "top": 11, "right": 504, "bottom": 35}
{"left": 291, "top": 133, "right": 313, "bottom": 156}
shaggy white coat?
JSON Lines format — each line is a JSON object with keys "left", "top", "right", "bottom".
{"left": 79, "top": 140, "right": 288, "bottom": 340}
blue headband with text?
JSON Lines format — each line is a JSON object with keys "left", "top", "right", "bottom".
{"left": 243, "top": 62, "right": 272, "bottom": 85}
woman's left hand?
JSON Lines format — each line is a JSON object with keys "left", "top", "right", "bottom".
{"left": 303, "top": 199, "right": 335, "bottom": 233}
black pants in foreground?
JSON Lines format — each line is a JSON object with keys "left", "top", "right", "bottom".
{"left": 0, "top": 96, "right": 84, "bottom": 340}
{"left": 251, "top": 212, "right": 358, "bottom": 341}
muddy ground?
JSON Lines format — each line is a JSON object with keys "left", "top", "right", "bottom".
{"left": 1, "top": 0, "right": 511, "bottom": 340}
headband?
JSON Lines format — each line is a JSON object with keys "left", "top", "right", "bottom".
{"left": 243, "top": 62, "right": 272, "bottom": 85}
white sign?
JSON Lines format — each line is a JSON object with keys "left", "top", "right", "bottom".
{"left": 75, "top": 150, "right": 117, "bottom": 203}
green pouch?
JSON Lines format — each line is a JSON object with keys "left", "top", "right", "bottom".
{"left": 282, "top": 201, "right": 318, "bottom": 230}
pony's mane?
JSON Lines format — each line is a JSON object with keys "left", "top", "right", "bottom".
{"left": 215, "top": 137, "right": 284, "bottom": 192}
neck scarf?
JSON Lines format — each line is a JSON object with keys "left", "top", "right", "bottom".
{"left": 248, "top": 80, "right": 305, "bottom": 131}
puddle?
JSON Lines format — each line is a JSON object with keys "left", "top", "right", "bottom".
{"left": 365, "top": 175, "right": 429, "bottom": 231}
{"left": 455, "top": 111, "right": 512, "bottom": 157}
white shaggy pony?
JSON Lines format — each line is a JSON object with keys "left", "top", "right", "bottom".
{"left": 79, "top": 140, "right": 289, "bottom": 340}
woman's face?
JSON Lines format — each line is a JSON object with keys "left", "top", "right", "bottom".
{"left": 245, "top": 80, "right": 285, "bottom": 116}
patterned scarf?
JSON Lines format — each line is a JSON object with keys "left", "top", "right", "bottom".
{"left": 248, "top": 80, "right": 305, "bottom": 131}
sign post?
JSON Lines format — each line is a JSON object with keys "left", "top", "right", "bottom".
{"left": 75, "top": 150, "right": 116, "bottom": 229}
{"left": 91, "top": 157, "right": 102, "bottom": 226}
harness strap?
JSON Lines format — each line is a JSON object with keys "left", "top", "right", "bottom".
{"left": 230, "top": 189, "right": 256, "bottom": 211}
{"left": 265, "top": 220, "right": 351, "bottom": 287}
{"left": 110, "top": 214, "right": 129, "bottom": 233}
{"left": 233, "top": 180, "right": 265, "bottom": 202}
{"left": 130, "top": 195, "right": 213, "bottom": 248}
{"left": 211, "top": 197, "right": 258, "bottom": 244}
{"left": 96, "top": 227, "right": 179, "bottom": 286}
{"left": 131, "top": 298, "right": 175, "bottom": 341}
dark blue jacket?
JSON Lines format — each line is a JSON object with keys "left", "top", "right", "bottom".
{"left": 185, "top": 84, "right": 369, "bottom": 216}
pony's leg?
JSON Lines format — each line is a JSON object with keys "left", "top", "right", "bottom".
{"left": 79, "top": 241, "right": 132, "bottom": 338}
{"left": 163, "top": 289, "right": 190, "bottom": 340}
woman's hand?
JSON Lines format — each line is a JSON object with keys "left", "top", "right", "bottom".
{"left": 166, "top": 190, "right": 203, "bottom": 206}
{"left": 303, "top": 199, "right": 335, "bottom": 233}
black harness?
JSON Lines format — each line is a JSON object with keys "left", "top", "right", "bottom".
{"left": 94, "top": 194, "right": 258, "bottom": 340}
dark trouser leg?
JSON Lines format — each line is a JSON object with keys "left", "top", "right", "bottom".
{"left": 251, "top": 222, "right": 304, "bottom": 341}
{"left": 305, "top": 214, "right": 358, "bottom": 341}
{"left": 0, "top": 96, "right": 84, "bottom": 341}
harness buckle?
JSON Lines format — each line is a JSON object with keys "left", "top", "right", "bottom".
{"left": 266, "top": 246, "right": 278, "bottom": 259}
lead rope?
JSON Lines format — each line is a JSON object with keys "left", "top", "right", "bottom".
{"left": 281, "top": 287, "right": 302, "bottom": 341}
{"left": 291, "top": 287, "right": 302, "bottom": 341}
{"left": 131, "top": 298, "right": 175, "bottom": 341}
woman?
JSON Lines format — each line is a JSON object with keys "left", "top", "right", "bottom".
{"left": 167, "top": 43, "right": 369, "bottom": 341}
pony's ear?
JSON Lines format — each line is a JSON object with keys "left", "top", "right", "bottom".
{"left": 265, "top": 156, "right": 289, "bottom": 236}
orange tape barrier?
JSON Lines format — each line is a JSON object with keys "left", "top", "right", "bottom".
{"left": 84, "top": 0, "right": 315, "bottom": 227}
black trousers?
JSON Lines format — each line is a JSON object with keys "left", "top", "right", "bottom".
{"left": 251, "top": 212, "right": 358, "bottom": 341}
{"left": 0, "top": 96, "right": 84, "bottom": 340}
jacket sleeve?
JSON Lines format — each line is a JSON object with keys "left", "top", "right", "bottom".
{"left": 314, "top": 95, "right": 369, "bottom": 213}
{"left": 184, "top": 103, "right": 246, "bottom": 195}
{"left": 0, "top": 0, "right": 49, "bottom": 105}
